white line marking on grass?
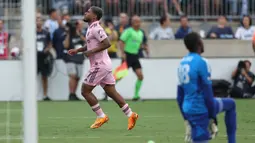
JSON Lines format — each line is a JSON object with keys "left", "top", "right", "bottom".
{"left": 0, "top": 134, "right": 255, "bottom": 140}
{"left": 0, "top": 123, "right": 21, "bottom": 127}
{"left": 0, "top": 109, "right": 22, "bottom": 114}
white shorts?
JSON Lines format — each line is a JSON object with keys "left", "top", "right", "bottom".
{"left": 66, "top": 63, "right": 83, "bottom": 78}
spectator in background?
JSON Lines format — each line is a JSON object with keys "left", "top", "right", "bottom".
{"left": 0, "top": 20, "right": 11, "bottom": 60}
{"left": 230, "top": 60, "right": 255, "bottom": 98}
{"left": 62, "top": 13, "right": 71, "bottom": 26}
{"left": 36, "top": 16, "right": 53, "bottom": 101}
{"left": 115, "top": 13, "right": 129, "bottom": 37}
{"left": 44, "top": 8, "right": 59, "bottom": 40}
{"left": 175, "top": 15, "right": 192, "bottom": 39}
{"left": 235, "top": 15, "right": 255, "bottom": 40}
{"left": 207, "top": 15, "right": 234, "bottom": 39}
{"left": 63, "top": 20, "right": 85, "bottom": 101}
{"left": 149, "top": 15, "right": 175, "bottom": 40}
{"left": 52, "top": 16, "right": 66, "bottom": 59}
{"left": 104, "top": 19, "right": 119, "bottom": 58}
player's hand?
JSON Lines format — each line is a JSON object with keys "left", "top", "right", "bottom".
{"left": 68, "top": 49, "right": 78, "bottom": 56}
{"left": 84, "top": 50, "right": 93, "bottom": 57}
{"left": 209, "top": 119, "right": 218, "bottom": 139}
{"left": 184, "top": 120, "right": 192, "bottom": 143}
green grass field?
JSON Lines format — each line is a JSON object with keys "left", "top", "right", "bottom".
{"left": 0, "top": 100, "right": 255, "bottom": 143}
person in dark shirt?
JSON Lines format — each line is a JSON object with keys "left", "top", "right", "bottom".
{"left": 63, "top": 20, "right": 86, "bottom": 101}
{"left": 115, "top": 13, "right": 130, "bottom": 38}
{"left": 52, "top": 16, "right": 66, "bottom": 59}
{"left": 207, "top": 16, "right": 234, "bottom": 39}
{"left": 36, "top": 17, "right": 53, "bottom": 101}
{"left": 175, "top": 15, "right": 192, "bottom": 39}
{"left": 230, "top": 60, "right": 255, "bottom": 98}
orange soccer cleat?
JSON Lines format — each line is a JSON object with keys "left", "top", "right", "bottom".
{"left": 128, "top": 112, "right": 139, "bottom": 130}
{"left": 90, "top": 115, "right": 109, "bottom": 129}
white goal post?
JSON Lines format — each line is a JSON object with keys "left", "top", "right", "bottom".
{"left": 22, "top": 0, "right": 38, "bottom": 142}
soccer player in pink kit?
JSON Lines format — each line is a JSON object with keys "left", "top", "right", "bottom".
{"left": 68, "top": 6, "right": 139, "bottom": 130}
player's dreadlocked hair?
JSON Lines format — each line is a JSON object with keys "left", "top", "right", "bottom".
{"left": 184, "top": 32, "right": 201, "bottom": 52}
{"left": 91, "top": 6, "right": 103, "bottom": 20}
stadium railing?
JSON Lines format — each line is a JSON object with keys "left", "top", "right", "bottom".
{"left": 1, "top": 0, "right": 255, "bottom": 21}
{"left": 35, "top": 0, "right": 255, "bottom": 21}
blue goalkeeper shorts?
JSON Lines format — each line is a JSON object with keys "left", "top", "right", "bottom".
{"left": 185, "top": 113, "right": 210, "bottom": 142}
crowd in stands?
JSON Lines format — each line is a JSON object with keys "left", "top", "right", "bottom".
{"left": 32, "top": 0, "right": 254, "bottom": 18}
{"left": 149, "top": 14, "right": 255, "bottom": 40}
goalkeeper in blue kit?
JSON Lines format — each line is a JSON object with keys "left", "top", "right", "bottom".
{"left": 177, "top": 32, "right": 236, "bottom": 143}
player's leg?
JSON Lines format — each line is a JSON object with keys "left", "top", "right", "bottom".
{"left": 133, "top": 60, "right": 143, "bottom": 101}
{"left": 186, "top": 113, "right": 210, "bottom": 143}
{"left": 83, "top": 68, "right": 109, "bottom": 129}
{"left": 101, "top": 71, "right": 138, "bottom": 130}
{"left": 126, "top": 53, "right": 144, "bottom": 100}
{"left": 215, "top": 98, "right": 236, "bottom": 143}
{"left": 67, "top": 63, "right": 80, "bottom": 100}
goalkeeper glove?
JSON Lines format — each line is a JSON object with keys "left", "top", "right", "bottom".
{"left": 209, "top": 119, "right": 219, "bottom": 139}
{"left": 184, "top": 120, "right": 192, "bottom": 143}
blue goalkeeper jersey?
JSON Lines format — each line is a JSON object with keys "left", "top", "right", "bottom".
{"left": 177, "top": 53, "right": 212, "bottom": 115}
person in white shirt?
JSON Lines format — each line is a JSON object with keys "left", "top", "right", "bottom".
{"left": 44, "top": 8, "right": 59, "bottom": 40}
{"left": 149, "top": 15, "right": 175, "bottom": 40}
{"left": 235, "top": 15, "right": 255, "bottom": 40}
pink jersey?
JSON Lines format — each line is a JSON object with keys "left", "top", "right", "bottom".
{"left": 86, "top": 21, "right": 112, "bottom": 71}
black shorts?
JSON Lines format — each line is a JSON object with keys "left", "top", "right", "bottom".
{"left": 37, "top": 52, "right": 53, "bottom": 77}
{"left": 125, "top": 52, "right": 142, "bottom": 71}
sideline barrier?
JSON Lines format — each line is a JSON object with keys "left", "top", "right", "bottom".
{"left": 0, "top": 58, "right": 253, "bottom": 101}
{"left": 148, "top": 40, "right": 253, "bottom": 58}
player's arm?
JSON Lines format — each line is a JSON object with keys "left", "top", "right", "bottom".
{"left": 198, "top": 59, "right": 216, "bottom": 119}
{"left": 177, "top": 85, "right": 191, "bottom": 143}
{"left": 176, "top": 85, "right": 186, "bottom": 120}
{"left": 68, "top": 45, "right": 87, "bottom": 56}
{"left": 84, "top": 28, "right": 110, "bottom": 57}
{"left": 142, "top": 30, "right": 150, "bottom": 57}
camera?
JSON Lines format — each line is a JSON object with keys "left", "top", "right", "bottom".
{"left": 237, "top": 60, "right": 246, "bottom": 72}
{"left": 65, "top": 21, "right": 77, "bottom": 36}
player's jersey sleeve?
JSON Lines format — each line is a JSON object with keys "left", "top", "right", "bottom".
{"left": 92, "top": 27, "right": 108, "bottom": 42}
{"left": 198, "top": 58, "right": 216, "bottom": 119}
{"left": 120, "top": 28, "right": 130, "bottom": 42}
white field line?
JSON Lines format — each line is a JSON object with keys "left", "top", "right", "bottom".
{"left": 0, "top": 109, "right": 22, "bottom": 114}
{"left": 0, "top": 134, "right": 255, "bottom": 140}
